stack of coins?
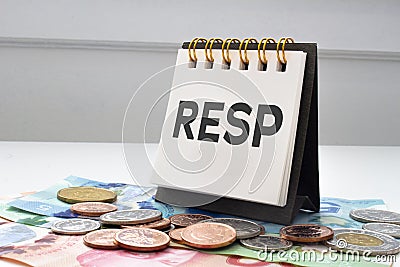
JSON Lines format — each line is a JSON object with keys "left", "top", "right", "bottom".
{"left": 51, "top": 208, "right": 175, "bottom": 252}
{"left": 52, "top": 186, "right": 177, "bottom": 252}
{"left": 52, "top": 186, "right": 400, "bottom": 255}
{"left": 325, "top": 228, "right": 400, "bottom": 255}
{"left": 326, "top": 208, "right": 400, "bottom": 255}
{"left": 168, "top": 214, "right": 270, "bottom": 250}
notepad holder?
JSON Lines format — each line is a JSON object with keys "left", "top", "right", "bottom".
{"left": 155, "top": 42, "right": 319, "bottom": 225}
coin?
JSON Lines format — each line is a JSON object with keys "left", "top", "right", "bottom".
{"left": 240, "top": 235, "right": 293, "bottom": 251}
{"left": 201, "top": 218, "right": 261, "bottom": 239}
{"left": 181, "top": 222, "right": 236, "bottom": 249}
{"left": 169, "top": 228, "right": 186, "bottom": 244}
{"left": 280, "top": 224, "right": 334, "bottom": 243}
{"left": 70, "top": 202, "right": 118, "bottom": 216}
{"left": 122, "top": 218, "right": 171, "bottom": 230}
{"left": 350, "top": 209, "right": 400, "bottom": 225}
{"left": 57, "top": 187, "right": 117, "bottom": 204}
{"left": 325, "top": 228, "right": 400, "bottom": 255}
{"left": 51, "top": 219, "right": 101, "bottom": 235}
{"left": 83, "top": 229, "right": 120, "bottom": 249}
{"left": 169, "top": 214, "right": 213, "bottom": 227}
{"left": 362, "top": 223, "right": 400, "bottom": 239}
{"left": 100, "top": 209, "right": 162, "bottom": 225}
{"left": 114, "top": 228, "right": 170, "bottom": 252}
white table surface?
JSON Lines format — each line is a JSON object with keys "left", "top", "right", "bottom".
{"left": 0, "top": 141, "right": 399, "bottom": 266}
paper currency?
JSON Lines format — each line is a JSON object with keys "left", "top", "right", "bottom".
{"left": 0, "top": 177, "right": 392, "bottom": 267}
{"left": 8, "top": 176, "right": 155, "bottom": 218}
{"left": 0, "top": 202, "right": 63, "bottom": 228}
{"left": 0, "top": 222, "right": 36, "bottom": 247}
{"left": 0, "top": 233, "right": 292, "bottom": 267}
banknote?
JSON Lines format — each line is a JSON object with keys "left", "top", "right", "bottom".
{"left": 0, "top": 233, "right": 292, "bottom": 267}
{"left": 8, "top": 176, "right": 155, "bottom": 218}
{"left": 0, "top": 192, "right": 64, "bottom": 228}
{"left": 0, "top": 177, "right": 392, "bottom": 267}
{"left": 0, "top": 202, "right": 63, "bottom": 228}
{"left": 0, "top": 221, "right": 37, "bottom": 247}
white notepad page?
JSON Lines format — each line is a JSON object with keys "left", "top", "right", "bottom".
{"left": 152, "top": 48, "right": 306, "bottom": 207}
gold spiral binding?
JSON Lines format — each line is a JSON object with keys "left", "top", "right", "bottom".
{"left": 188, "top": 37, "right": 207, "bottom": 62}
{"left": 239, "top": 38, "right": 258, "bottom": 65}
{"left": 205, "top": 38, "right": 223, "bottom": 62}
{"left": 222, "top": 38, "right": 240, "bottom": 64}
{"left": 258, "top": 38, "right": 276, "bottom": 65}
{"left": 276, "top": 37, "right": 294, "bottom": 64}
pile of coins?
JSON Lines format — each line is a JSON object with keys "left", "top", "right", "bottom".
{"left": 53, "top": 186, "right": 400, "bottom": 254}
{"left": 324, "top": 208, "right": 400, "bottom": 255}
{"left": 54, "top": 186, "right": 176, "bottom": 251}
{"left": 168, "top": 215, "right": 292, "bottom": 251}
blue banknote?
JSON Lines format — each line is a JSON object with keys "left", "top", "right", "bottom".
{"left": 0, "top": 222, "right": 36, "bottom": 247}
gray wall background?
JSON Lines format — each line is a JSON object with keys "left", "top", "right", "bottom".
{"left": 1, "top": 0, "right": 399, "bottom": 145}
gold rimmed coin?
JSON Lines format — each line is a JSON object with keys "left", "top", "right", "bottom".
{"left": 83, "top": 229, "right": 120, "bottom": 249}
{"left": 57, "top": 187, "right": 117, "bottom": 204}
{"left": 326, "top": 228, "right": 400, "bottom": 255}
{"left": 170, "top": 214, "right": 213, "bottom": 227}
{"left": 181, "top": 222, "right": 236, "bottom": 249}
{"left": 122, "top": 218, "right": 171, "bottom": 230}
{"left": 114, "top": 228, "right": 170, "bottom": 252}
{"left": 280, "top": 224, "right": 334, "bottom": 243}
{"left": 71, "top": 202, "right": 118, "bottom": 216}
{"left": 168, "top": 228, "right": 186, "bottom": 244}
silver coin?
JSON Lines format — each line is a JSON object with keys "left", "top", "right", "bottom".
{"left": 240, "top": 235, "right": 293, "bottom": 251}
{"left": 325, "top": 228, "right": 400, "bottom": 255}
{"left": 100, "top": 209, "right": 162, "bottom": 225}
{"left": 363, "top": 223, "right": 400, "bottom": 238}
{"left": 350, "top": 209, "right": 400, "bottom": 224}
{"left": 201, "top": 218, "right": 261, "bottom": 239}
{"left": 51, "top": 219, "right": 101, "bottom": 235}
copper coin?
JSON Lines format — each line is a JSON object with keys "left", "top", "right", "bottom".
{"left": 114, "top": 228, "right": 170, "bottom": 252}
{"left": 170, "top": 214, "right": 213, "bottom": 227}
{"left": 83, "top": 229, "right": 120, "bottom": 249}
{"left": 280, "top": 224, "right": 334, "bottom": 243}
{"left": 122, "top": 218, "right": 171, "bottom": 230}
{"left": 168, "top": 228, "right": 186, "bottom": 244}
{"left": 181, "top": 222, "right": 236, "bottom": 249}
{"left": 71, "top": 202, "right": 118, "bottom": 216}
